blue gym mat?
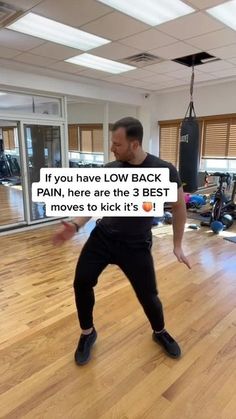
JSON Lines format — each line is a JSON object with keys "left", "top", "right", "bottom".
{"left": 223, "top": 236, "right": 236, "bottom": 243}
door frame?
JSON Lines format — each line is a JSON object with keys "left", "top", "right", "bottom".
{"left": 20, "top": 119, "right": 67, "bottom": 226}
{"left": 0, "top": 119, "right": 27, "bottom": 231}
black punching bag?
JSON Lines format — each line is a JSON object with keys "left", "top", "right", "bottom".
{"left": 179, "top": 68, "right": 200, "bottom": 193}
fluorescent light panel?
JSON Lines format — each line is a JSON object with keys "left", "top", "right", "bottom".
{"left": 207, "top": 0, "right": 236, "bottom": 31}
{"left": 66, "top": 54, "right": 136, "bottom": 74}
{"left": 7, "top": 12, "right": 110, "bottom": 50}
{"left": 97, "top": 0, "right": 194, "bottom": 26}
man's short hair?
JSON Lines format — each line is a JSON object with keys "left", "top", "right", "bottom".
{"left": 112, "top": 117, "right": 143, "bottom": 145}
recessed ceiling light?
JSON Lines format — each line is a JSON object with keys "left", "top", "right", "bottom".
{"left": 207, "top": 0, "right": 236, "bottom": 31}
{"left": 7, "top": 12, "right": 110, "bottom": 50}
{"left": 66, "top": 53, "right": 136, "bottom": 74}
{"left": 0, "top": 93, "right": 7, "bottom": 96}
{"left": 97, "top": 0, "right": 194, "bottom": 26}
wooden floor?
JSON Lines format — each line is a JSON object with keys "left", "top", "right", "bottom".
{"left": 0, "top": 185, "right": 24, "bottom": 225}
{"left": 0, "top": 220, "right": 236, "bottom": 419}
{"left": 0, "top": 184, "right": 49, "bottom": 227}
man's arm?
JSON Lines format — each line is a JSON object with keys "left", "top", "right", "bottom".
{"left": 71, "top": 216, "right": 92, "bottom": 231}
{"left": 172, "top": 187, "right": 187, "bottom": 248}
{"left": 171, "top": 186, "right": 191, "bottom": 269}
{"left": 52, "top": 216, "right": 92, "bottom": 246}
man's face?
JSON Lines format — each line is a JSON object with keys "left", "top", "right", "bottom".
{"left": 110, "top": 127, "right": 138, "bottom": 162}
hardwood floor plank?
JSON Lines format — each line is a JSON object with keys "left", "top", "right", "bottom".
{"left": 0, "top": 221, "right": 236, "bottom": 418}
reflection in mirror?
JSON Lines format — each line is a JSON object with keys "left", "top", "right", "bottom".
{"left": 0, "top": 120, "right": 25, "bottom": 227}
{"left": 0, "top": 92, "right": 61, "bottom": 116}
{"left": 24, "top": 125, "right": 62, "bottom": 221}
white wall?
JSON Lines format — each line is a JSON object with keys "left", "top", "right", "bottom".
{"left": 0, "top": 66, "right": 144, "bottom": 106}
{"left": 67, "top": 101, "right": 158, "bottom": 153}
{"left": 156, "top": 79, "right": 236, "bottom": 121}
{"left": 137, "top": 96, "right": 159, "bottom": 155}
{"left": 67, "top": 103, "right": 104, "bottom": 124}
{"left": 67, "top": 102, "right": 138, "bottom": 124}
{"left": 1, "top": 64, "right": 155, "bottom": 155}
{"left": 109, "top": 103, "right": 138, "bottom": 122}
{"left": 149, "top": 79, "right": 236, "bottom": 157}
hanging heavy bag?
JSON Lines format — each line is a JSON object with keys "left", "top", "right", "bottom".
{"left": 179, "top": 68, "right": 200, "bottom": 193}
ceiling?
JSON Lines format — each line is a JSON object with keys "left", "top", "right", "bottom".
{"left": 1, "top": 0, "right": 236, "bottom": 94}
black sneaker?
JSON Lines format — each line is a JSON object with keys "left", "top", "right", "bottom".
{"left": 74, "top": 328, "right": 97, "bottom": 365}
{"left": 152, "top": 329, "right": 181, "bottom": 358}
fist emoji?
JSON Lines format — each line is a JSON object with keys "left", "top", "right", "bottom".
{"left": 142, "top": 202, "right": 153, "bottom": 212}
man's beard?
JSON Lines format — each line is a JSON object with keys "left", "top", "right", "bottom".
{"left": 121, "top": 148, "right": 135, "bottom": 162}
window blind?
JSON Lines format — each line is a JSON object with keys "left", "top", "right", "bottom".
{"left": 202, "top": 118, "right": 236, "bottom": 158}
{"left": 159, "top": 123, "right": 180, "bottom": 166}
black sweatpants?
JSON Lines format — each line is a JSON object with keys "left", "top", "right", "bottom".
{"left": 73, "top": 225, "right": 165, "bottom": 331}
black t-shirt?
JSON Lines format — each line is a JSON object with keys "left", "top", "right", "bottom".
{"left": 98, "top": 153, "right": 182, "bottom": 237}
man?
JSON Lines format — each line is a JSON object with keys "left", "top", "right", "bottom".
{"left": 53, "top": 117, "right": 191, "bottom": 366}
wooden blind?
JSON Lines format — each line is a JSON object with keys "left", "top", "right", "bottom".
{"left": 81, "top": 130, "right": 92, "bottom": 152}
{"left": 159, "top": 115, "right": 236, "bottom": 163}
{"left": 202, "top": 118, "right": 236, "bottom": 158}
{"left": 80, "top": 128, "right": 103, "bottom": 152}
{"left": 92, "top": 129, "right": 103, "bottom": 152}
{"left": 3, "top": 128, "right": 15, "bottom": 150}
{"left": 202, "top": 119, "right": 228, "bottom": 158}
{"left": 159, "top": 123, "right": 180, "bottom": 166}
{"left": 68, "top": 125, "right": 79, "bottom": 151}
{"left": 68, "top": 124, "right": 104, "bottom": 153}
{"left": 228, "top": 118, "right": 236, "bottom": 157}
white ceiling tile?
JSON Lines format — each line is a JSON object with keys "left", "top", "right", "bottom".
{"left": 187, "top": 29, "right": 236, "bottom": 50}
{"left": 122, "top": 68, "right": 156, "bottom": 80}
{"left": 89, "top": 42, "right": 140, "bottom": 60}
{"left": 142, "top": 73, "right": 175, "bottom": 83}
{"left": 193, "top": 71, "right": 217, "bottom": 81}
{"left": 158, "top": 79, "right": 188, "bottom": 88}
{"left": 116, "top": 79, "right": 146, "bottom": 87}
{"left": 186, "top": 0, "right": 229, "bottom": 9}
{"left": 33, "top": 0, "right": 111, "bottom": 27}
{"left": 148, "top": 85, "right": 169, "bottom": 91}
{"left": 105, "top": 78, "right": 144, "bottom": 89}
{"left": 228, "top": 57, "right": 236, "bottom": 64}
{"left": 150, "top": 42, "right": 201, "bottom": 60}
{"left": 197, "top": 60, "right": 234, "bottom": 73}
{"left": 144, "top": 60, "right": 184, "bottom": 73}
{"left": 0, "top": 29, "right": 45, "bottom": 51}
{"left": 77, "top": 69, "right": 112, "bottom": 79}
{"left": 209, "top": 44, "right": 236, "bottom": 59}
{"left": 81, "top": 11, "right": 149, "bottom": 41}
{"left": 130, "top": 81, "right": 156, "bottom": 89}
{"left": 7, "top": 0, "right": 42, "bottom": 8}
{"left": 28, "top": 42, "right": 82, "bottom": 60}
{"left": 0, "top": 58, "right": 80, "bottom": 82}
{"left": 0, "top": 46, "right": 21, "bottom": 59}
{"left": 141, "top": 86, "right": 160, "bottom": 92}
{"left": 106, "top": 74, "right": 172, "bottom": 90}
{"left": 4, "top": 0, "right": 236, "bottom": 90}
{"left": 120, "top": 29, "right": 177, "bottom": 51}
{"left": 106, "top": 82, "right": 146, "bottom": 92}
{"left": 0, "top": 58, "right": 35, "bottom": 74}
{"left": 211, "top": 68, "right": 236, "bottom": 78}
{"left": 47, "top": 61, "right": 85, "bottom": 73}
{"left": 105, "top": 75, "right": 133, "bottom": 84}
{"left": 157, "top": 12, "right": 223, "bottom": 40}
{"left": 13, "top": 52, "right": 57, "bottom": 66}
{"left": 106, "top": 74, "right": 138, "bottom": 84}
{"left": 166, "top": 67, "right": 193, "bottom": 79}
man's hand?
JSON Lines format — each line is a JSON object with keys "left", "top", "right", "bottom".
{"left": 173, "top": 246, "right": 191, "bottom": 269}
{"left": 52, "top": 221, "right": 77, "bottom": 246}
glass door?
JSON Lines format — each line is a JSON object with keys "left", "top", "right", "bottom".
{"left": 0, "top": 120, "right": 26, "bottom": 229}
{"left": 24, "top": 124, "right": 62, "bottom": 221}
